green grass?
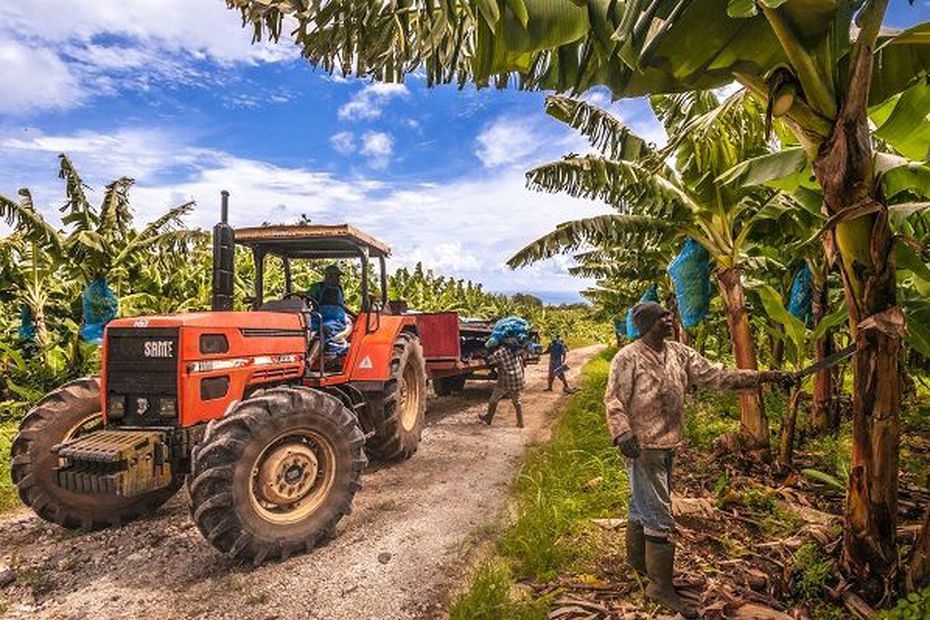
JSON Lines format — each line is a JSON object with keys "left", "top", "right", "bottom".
{"left": 683, "top": 390, "right": 740, "bottom": 451}
{"left": 0, "top": 421, "right": 17, "bottom": 513}
{"left": 877, "top": 587, "right": 930, "bottom": 620}
{"left": 449, "top": 560, "right": 548, "bottom": 620}
{"left": 450, "top": 349, "right": 627, "bottom": 618}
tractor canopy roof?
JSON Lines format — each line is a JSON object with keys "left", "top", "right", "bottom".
{"left": 234, "top": 224, "right": 391, "bottom": 259}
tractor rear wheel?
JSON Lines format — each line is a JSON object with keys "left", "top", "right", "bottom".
{"left": 365, "top": 333, "right": 427, "bottom": 461}
{"left": 10, "top": 377, "right": 181, "bottom": 529}
{"left": 432, "top": 375, "right": 467, "bottom": 397}
{"left": 188, "top": 386, "right": 366, "bottom": 563}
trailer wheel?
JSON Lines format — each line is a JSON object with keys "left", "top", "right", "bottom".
{"left": 432, "top": 375, "right": 467, "bottom": 397}
{"left": 10, "top": 378, "right": 181, "bottom": 530}
{"left": 189, "top": 386, "right": 366, "bottom": 563}
{"left": 365, "top": 333, "right": 427, "bottom": 461}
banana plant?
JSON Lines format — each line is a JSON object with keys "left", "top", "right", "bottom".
{"left": 755, "top": 282, "right": 847, "bottom": 466}
{"left": 509, "top": 91, "right": 794, "bottom": 451}
{"left": 0, "top": 155, "right": 202, "bottom": 343}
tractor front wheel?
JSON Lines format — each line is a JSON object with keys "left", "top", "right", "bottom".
{"left": 365, "top": 333, "right": 427, "bottom": 461}
{"left": 10, "top": 377, "right": 181, "bottom": 529}
{"left": 188, "top": 386, "right": 366, "bottom": 563}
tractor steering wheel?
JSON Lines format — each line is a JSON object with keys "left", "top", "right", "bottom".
{"left": 284, "top": 291, "right": 317, "bottom": 311}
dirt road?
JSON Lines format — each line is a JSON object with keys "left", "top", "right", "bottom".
{"left": 0, "top": 345, "right": 603, "bottom": 620}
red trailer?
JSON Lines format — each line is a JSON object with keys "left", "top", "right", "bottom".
{"left": 415, "top": 312, "right": 540, "bottom": 396}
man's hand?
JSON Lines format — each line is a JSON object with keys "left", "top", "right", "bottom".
{"left": 615, "top": 431, "right": 641, "bottom": 459}
{"left": 760, "top": 370, "right": 797, "bottom": 390}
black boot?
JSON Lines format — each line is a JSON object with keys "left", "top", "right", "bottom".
{"left": 645, "top": 538, "right": 698, "bottom": 618}
{"left": 625, "top": 522, "right": 646, "bottom": 575}
{"left": 514, "top": 403, "right": 524, "bottom": 428}
{"left": 478, "top": 401, "right": 496, "bottom": 425}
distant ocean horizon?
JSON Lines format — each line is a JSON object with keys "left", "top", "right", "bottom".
{"left": 496, "top": 290, "right": 591, "bottom": 306}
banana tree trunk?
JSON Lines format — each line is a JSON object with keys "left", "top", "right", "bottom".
{"left": 909, "top": 507, "right": 930, "bottom": 592}
{"left": 777, "top": 386, "right": 802, "bottom": 467}
{"left": 770, "top": 329, "right": 785, "bottom": 369}
{"left": 810, "top": 275, "right": 835, "bottom": 434}
{"left": 716, "top": 267, "right": 768, "bottom": 451}
{"left": 812, "top": 93, "right": 902, "bottom": 590}
{"left": 33, "top": 305, "right": 49, "bottom": 348}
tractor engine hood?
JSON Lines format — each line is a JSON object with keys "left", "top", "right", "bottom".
{"left": 102, "top": 311, "right": 309, "bottom": 428}
{"left": 106, "top": 311, "right": 305, "bottom": 332}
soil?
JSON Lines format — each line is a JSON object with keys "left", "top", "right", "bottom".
{"left": 0, "top": 345, "right": 603, "bottom": 620}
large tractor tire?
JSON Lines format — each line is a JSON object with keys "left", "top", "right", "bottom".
{"left": 365, "top": 332, "right": 427, "bottom": 461}
{"left": 188, "top": 386, "right": 367, "bottom": 563}
{"left": 10, "top": 377, "right": 181, "bottom": 530}
{"left": 432, "top": 375, "right": 467, "bottom": 397}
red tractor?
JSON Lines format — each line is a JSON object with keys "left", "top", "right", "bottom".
{"left": 10, "top": 192, "right": 535, "bottom": 563}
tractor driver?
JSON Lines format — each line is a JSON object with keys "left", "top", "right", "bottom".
{"left": 308, "top": 264, "right": 351, "bottom": 314}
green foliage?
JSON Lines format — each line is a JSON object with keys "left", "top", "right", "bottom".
{"left": 791, "top": 542, "right": 834, "bottom": 602}
{"left": 878, "top": 587, "right": 930, "bottom": 620}
{"left": 683, "top": 390, "right": 740, "bottom": 451}
{"left": 448, "top": 560, "right": 548, "bottom": 620}
{"left": 0, "top": 423, "right": 16, "bottom": 513}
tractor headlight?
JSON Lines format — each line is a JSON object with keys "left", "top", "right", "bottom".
{"left": 158, "top": 398, "right": 177, "bottom": 418}
{"left": 108, "top": 395, "right": 126, "bottom": 419}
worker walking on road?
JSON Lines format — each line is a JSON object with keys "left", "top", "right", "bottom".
{"left": 544, "top": 335, "right": 575, "bottom": 394}
{"left": 605, "top": 302, "right": 791, "bottom": 619}
{"left": 479, "top": 340, "right": 526, "bottom": 428}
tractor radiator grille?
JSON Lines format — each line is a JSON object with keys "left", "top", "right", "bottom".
{"left": 106, "top": 327, "right": 179, "bottom": 426}
{"left": 54, "top": 430, "right": 172, "bottom": 497}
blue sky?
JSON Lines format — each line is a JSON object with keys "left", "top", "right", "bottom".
{"left": 1, "top": 1, "right": 928, "bottom": 304}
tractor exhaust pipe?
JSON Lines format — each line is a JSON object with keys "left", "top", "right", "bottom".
{"left": 220, "top": 190, "right": 229, "bottom": 224}
{"left": 212, "top": 190, "right": 235, "bottom": 311}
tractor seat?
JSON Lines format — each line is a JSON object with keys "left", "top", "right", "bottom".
{"left": 258, "top": 298, "right": 308, "bottom": 313}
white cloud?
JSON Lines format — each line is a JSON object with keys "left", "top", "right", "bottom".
{"left": 360, "top": 131, "right": 394, "bottom": 169}
{"left": 0, "top": 0, "right": 297, "bottom": 114}
{"left": 474, "top": 116, "right": 546, "bottom": 169}
{"left": 330, "top": 131, "right": 356, "bottom": 155}
{"left": 0, "top": 40, "right": 83, "bottom": 113}
{"left": 0, "top": 126, "right": 608, "bottom": 299}
{"left": 338, "top": 83, "right": 409, "bottom": 121}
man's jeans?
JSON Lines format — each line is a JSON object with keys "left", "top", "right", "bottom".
{"left": 627, "top": 448, "right": 675, "bottom": 537}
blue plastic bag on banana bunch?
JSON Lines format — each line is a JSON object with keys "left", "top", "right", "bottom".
{"left": 18, "top": 305, "right": 36, "bottom": 341}
{"left": 667, "top": 237, "right": 713, "bottom": 329}
{"left": 485, "top": 316, "right": 532, "bottom": 348}
{"left": 787, "top": 263, "right": 813, "bottom": 325}
{"left": 79, "top": 277, "right": 119, "bottom": 344}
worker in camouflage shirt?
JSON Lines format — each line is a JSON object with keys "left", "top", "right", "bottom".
{"left": 606, "top": 302, "right": 791, "bottom": 618}
{"left": 479, "top": 341, "right": 526, "bottom": 428}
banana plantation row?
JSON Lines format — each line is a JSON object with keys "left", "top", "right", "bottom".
{"left": 0, "top": 157, "right": 605, "bottom": 426}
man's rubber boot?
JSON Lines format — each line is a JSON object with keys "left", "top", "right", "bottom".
{"left": 514, "top": 403, "right": 524, "bottom": 428}
{"left": 645, "top": 538, "right": 698, "bottom": 619}
{"left": 625, "top": 522, "right": 646, "bottom": 575}
{"left": 479, "top": 402, "right": 496, "bottom": 425}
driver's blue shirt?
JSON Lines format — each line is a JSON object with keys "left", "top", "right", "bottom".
{"left": 308, "top": 282, "right": 345, "bottom": 307}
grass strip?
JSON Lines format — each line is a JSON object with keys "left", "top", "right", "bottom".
{"left": 450, "top": 348, "right": 627, "bottom": 619}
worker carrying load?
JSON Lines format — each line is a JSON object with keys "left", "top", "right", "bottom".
{"left": 485, "top": 315, "right": 532, "bottom": 348}
{"left": 605, "top": 302, "right": 793, "bottom": 618}
{"left": 480, "top": 316, "right": 534, "bottom": 428}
